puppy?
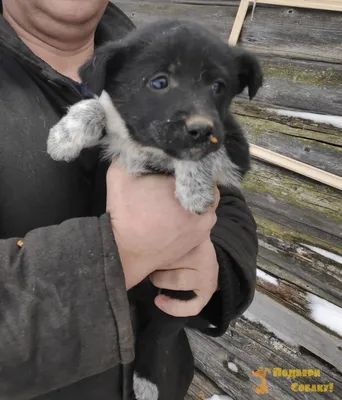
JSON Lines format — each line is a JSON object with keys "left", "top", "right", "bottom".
{"left": 47, "top": 20, "right": 263, "bottom": 400}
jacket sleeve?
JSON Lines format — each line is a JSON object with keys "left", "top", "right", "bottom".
{"left": 200, "top": 185, "right": 258, "bottom": 336}
{"left": 0, "top": 214, "right": 134, "bottom": 400}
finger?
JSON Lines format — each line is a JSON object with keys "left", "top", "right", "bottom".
{"left": 149, "top": 268, "right": 200, "bottom": 292}
{"left": 154, "top": 292, "right": 210, "bottom": 317}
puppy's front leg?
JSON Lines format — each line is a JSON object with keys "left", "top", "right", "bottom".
{"left": 174, "top": 159, "right": 215, "bottom": 215}
{"left": 47, "top": 99, "right": 106, "bottom": 162}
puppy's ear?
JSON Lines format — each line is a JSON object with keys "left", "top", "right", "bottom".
{"left": 231, "top": 47, "right": 263, "bottom": 100}
{"left": 79, "top": 39, "right": 136, "bottom": 96}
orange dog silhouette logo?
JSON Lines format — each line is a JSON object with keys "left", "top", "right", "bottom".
{"left": 253, "top": 368, "right": 271, "bottom": 395}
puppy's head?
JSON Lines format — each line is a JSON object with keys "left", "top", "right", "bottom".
{"left": 80, "top": 20, "right": 263, "bottom": 161}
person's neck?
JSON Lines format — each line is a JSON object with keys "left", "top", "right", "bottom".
{"left": 3, "top": 8, "right": 97, "bottom": 82}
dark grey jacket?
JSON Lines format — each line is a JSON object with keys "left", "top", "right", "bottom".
{"left": 0, "top": 2, "right": 257, "bottom": 399}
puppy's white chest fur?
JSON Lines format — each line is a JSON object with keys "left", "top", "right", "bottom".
{"left": 47, "top": 90, "right": 241, "bottom": 214}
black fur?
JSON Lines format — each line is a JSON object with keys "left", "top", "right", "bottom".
{"left": 80, "top": 20, "right": 263, "bottom": 163}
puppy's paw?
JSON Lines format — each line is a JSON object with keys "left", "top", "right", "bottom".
{"left": 133, "top": 372, "right": 159, "bottom": 400}
{"left": 47, "top": 99, "right": 106, "bottom": 162}
{"left": 176, "top": 185, "right": 216, "bottom": 215}
{"left": 47, "top": 119, "right": 84, "bottom": 162}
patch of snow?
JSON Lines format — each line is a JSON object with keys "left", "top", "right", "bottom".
{"left": 301, "top": 244, "right": 342, "bottom": 265}
{"left": 227, "top": 362, "right": 239, "bottom": 373}
{"left": 258, "top": 239, "right": 280, "bottom": 253}
{"left": 307, "top": 294, "right": 342, "bottom": 337}
{"left": 243, "top": 311, "right": 298, "bottom": 347}
{"left": 257, "top": 269, "right": 279, "bottom": 286}
{"left": 206, "top": 396, "right": 234, "bottom": 400}
{"left": 267, "top": 108, "right": 342, "bottom": 129}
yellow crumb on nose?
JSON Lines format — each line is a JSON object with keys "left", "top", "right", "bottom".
{"left": 17, "top": 239, "right": 24, "bottom": 248}
{"left": 210, "top": 135, "right": 218, "bottom": 144}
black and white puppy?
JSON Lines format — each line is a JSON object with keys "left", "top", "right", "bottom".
{"left": 47, "top": 20, "right": 263, "bottom": 400}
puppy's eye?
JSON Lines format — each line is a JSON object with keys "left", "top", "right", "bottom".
{"left": 150, "top": 76, "right": 169, "bottom": 90}
{"left": 212, "top": 80, "right": 226, "bottom": 94}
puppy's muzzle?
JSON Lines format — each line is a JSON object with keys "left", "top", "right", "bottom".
{"left": 185, "top": 116, "right": 217, "bottom": 144}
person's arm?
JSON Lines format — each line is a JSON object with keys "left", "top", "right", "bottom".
{"left": 201, "top": 185, "right": 258, "bottom": 336}
{"left": 0, "top": 214, "right": 134, "bottom": 400}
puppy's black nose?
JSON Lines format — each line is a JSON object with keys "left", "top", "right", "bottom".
{"left": 187, "top": 123, "right": 213, "bottom": 140}
{"left": 186, "top": 116, "right": 214, "bottom": 142}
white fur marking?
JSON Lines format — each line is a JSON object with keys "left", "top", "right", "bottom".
{"left": 47, "top": 99, "right": 106, "bottom": 161}
{"left": 98, "top": 90, "right": 130, "bottom": 140}
{"left": 133, "top": 372, "right": 159, "bottom": 400}
{"left": 174, "top": 147, "right": 241, "bottom": 214}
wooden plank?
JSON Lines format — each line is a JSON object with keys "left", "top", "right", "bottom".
{"left": 250, "top": 145, "right": 342, "bottom": 191}
{"left": 256, "top": 270, "right": 342, "bottom": 339}
{"left": 115, "top": 0, "right": 238, "bottom": 37}
{"left": 228, "top": 0, "right": 250, "bottom": 45}
{"left": 243, "top": 161, "right": 342, "bottom": 239}
{"left": 254, "top": 219, "right": 342, "bottom": 308}
{"left": 187, "top": 300, "right": 342, "bottom": 399}
{"left": 118, "top": 1, "right": 342, "bottom": 63}
{"left": 253, "top": 1, "right": 342, "bottom": 12}
{"left": 244, "top": 291, "right": 342, "bottom": 371}
{"left": 256, "top": 245, "right": 342, "bottom": 311}
{"left": 186, "top": 369, "right": 226, "bottom": 399}
{"left": 232, "top": 100, "right": 342, "bottom": 147}
{"left": 242, "top": 159, "right": 342, "bottom": 306}
{"left": 239, "top": 6, "right": 342, "bottom": 63}
{"left": 228, "top": 0, "right": 342, "bottom": 48}
{"left": 236, "top": 59, "right": 342, "bottom": 116}
{"left": 234, "top": 113, "right": 342, "bottom": 177}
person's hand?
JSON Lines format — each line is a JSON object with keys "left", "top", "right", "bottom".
{"left": 106, "top": 163, "right": 220, "bottom": 290}
{"left": 149, "top": 239, "right": 219, "bottom": 317}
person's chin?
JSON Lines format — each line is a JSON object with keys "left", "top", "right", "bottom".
{"left": 40, "top": 0, "right": 108, "bottom": 25}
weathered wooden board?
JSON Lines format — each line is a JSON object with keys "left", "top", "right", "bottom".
{"left": 117, "top": 0, "right": 342, "bottom": 63}
{"left": 187, "top": 296, "right": 342, "bottom": 399}
{"left": 243, "top": 161, "right": 342, "bottom": 237}
{"left": 244, "top": 291, "right": 342, "bottom": 370}
{"left": 233, "top": 101, "right": 342, "bottom": 146}
{"left": 186, "top": 369, "right": 226, "bottom": 399}
{"left": 115, "top": 0, "right": 237, "bottom": 37}
{"left": 228, "top": 0, "right": 342, "bottom": 48}
{"left": 255, "top": 238, "right": 342, "bottom": 309}
{"left": 240, "top": 5, "right": 342, "bottom": 63}
{"left": 242, "top": 159, "right": 342, "bottom": 304}
{"left": 239, "top": 75, "right": 342, "bottom": 117}
{"left": 256, "top": 268, "right": 342, "bottom": 339}
{"left": 235, "top": 111, "right": 342, "bottom": 176}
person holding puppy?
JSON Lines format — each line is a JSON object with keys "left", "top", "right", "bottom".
{"left": 0, "top": 1, "right": 258, "bottom": 399}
